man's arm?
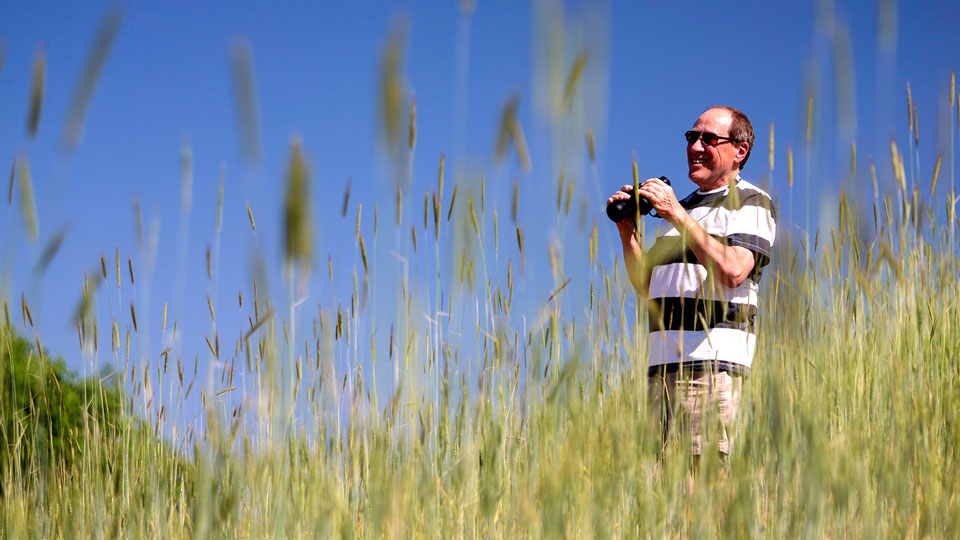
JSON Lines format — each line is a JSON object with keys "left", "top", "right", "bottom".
{"left": 621, "top": 230, "right": 650, "bottom": 296}
{"left": 608, "top": 184, "right": 650, "bottom": 296}
{"left": 674, "top": 216, "right": 754, "bottom": 288}
{"left": 637, "top": 178, "right": 754, "bottom": 289}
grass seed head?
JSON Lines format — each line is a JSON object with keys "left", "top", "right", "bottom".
{"left": 931, "top": 153, "right": 942, "bottom": 197}
{"left": 16, "top": 157, "right": 38, "bottom": 242}
{"left": 495, "top": 94, "right": 532, "bottom": 173}
{"left": 395, "top": 185, "right": 402, "bottom": 226}
{"left": 890, "top": 140, "right": 906, "bottom": 193}
{"left": 246, "top": 201, "right": 257, "bottom": 232}
{"left": 480, "top": 169, "right": 486, "bottom": 211}
{"left": 432, "top": 192, "right": 440, "bottom": 239}
{"left": 409, "top": 96, "right": 416, "bottom": 150}
{"left": 912, "top": 103, "right": 919, "bottom": 146}
{"left": 788, "top": 147, "right": 794, "bottom": 188}
{"left": 512, "top": 178, "right": 519, "bottom": 223}
{"left": 437, "top": 152, "right": 445, "bottom": 202}
{"left": 556, "top": 172, "right": 564, "bottom": 212}
{"left": 61, "top": 6, "right": 123, "bottom": 150}
{"left": 468, "top": 196, "right": 480, "bottom": 239}
{"left": 180, "top": 138, "right": 193, "bottom": 213}
{"left": 22, "top": 293, "right": 33, "bottom": 328}
{"left": 589, "top": 222, "right": 598, "bottom": 265}
{"left": 951, "top": 71, "right": 956, "bottom": 108}
{"left": 907, "top": 82, "right": 913, "bottom": 129}
{"left": 359, "top": 235, "right": 369, "bottom": 274}
{"left": 378, "top": 22, "right": 407, "bottom": 150}
{"left": 423, "top": 191, "right": 429, "bottom": 230}
{"left": 215, "top": 164, "right": 225, "bottom": 234}
{"left": 133, "top": 196, "right": 144, "bottom": 248}
{"left": 446, "top": 185, "right": 458, "bottom": 222}
{"left": 355, "top": 203, "right": 362, "bottom": 239}
{"left": 28, "top": 49, "right": 45, "bottom": 139}
{"left": 496, "top": 95, "right": 519, "bottom": 163}
{"left": 228, "top": 38, "right": 263, "bottom": 162}
{"left": 512, "top": 117, "right": 532, "bottom": 173}
{"left": 493, "top": 208, "right": 499, "bottom": 254}
{"left": 342, "top": 179, "right": 351, "bottom": 217}
{"left": 284, "top": 136, "right": 313, "bottom": 267}
{"left": 586, "top": 129, "right": 596, "bottom": 164}
{"left": 34, "top": 228, "right": 65, "bottom": 275}
{"left": 561, "top": 51, "right": 587, "bottom": 111}
{"left": 6, "top": 161, "right": 13, "bottom": 207}
{"left": 768, "top": 122, "right": 775, "bottom": 171}
{"left": 850, "top": 141, "right": 856, "bottom": 178}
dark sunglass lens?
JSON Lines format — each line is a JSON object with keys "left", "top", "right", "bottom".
{"left": 702, "top": 132, "right": 720, "bottom": 146}
{"left": 684, "top": 131, "right": 699, "bottom": 144}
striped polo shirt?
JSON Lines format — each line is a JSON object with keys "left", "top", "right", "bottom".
{"left": 645, "top": 176, "right": 776, "bottom": 375}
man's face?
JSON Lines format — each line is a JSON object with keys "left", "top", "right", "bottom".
{"left": 686, "top": 108, "right": 747, "bottom": 191}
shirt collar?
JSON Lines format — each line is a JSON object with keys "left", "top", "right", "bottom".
{"left": 696, "top": 174, "right": 740, "bottom": 195}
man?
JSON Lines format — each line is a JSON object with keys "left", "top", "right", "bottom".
{"left": 606, "top": 106, "right": 776, "bottom": 462}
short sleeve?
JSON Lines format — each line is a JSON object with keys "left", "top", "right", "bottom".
{"left": 724, "top": 192, "right": 776, "bottom": 268}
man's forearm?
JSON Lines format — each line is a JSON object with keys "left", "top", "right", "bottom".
{"left": 675, "top": 214, "right": 753, "bottom": 288}
{"left": 620, "top": 233, "right": 648, "bottom": 296}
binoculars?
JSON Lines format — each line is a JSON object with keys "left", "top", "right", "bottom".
{"left": 605, "top": 176, "right": 671, "bottom": 222}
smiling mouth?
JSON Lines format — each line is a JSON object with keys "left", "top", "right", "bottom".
{"left": 690, "top": 158, "right": 705, "bottom": 165}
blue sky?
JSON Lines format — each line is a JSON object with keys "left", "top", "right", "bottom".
{"left": 1, "top": 0, "right": 958, "bottom": 428}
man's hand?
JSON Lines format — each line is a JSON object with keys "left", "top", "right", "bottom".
{"left": 636, "top": 177, "right": 687, "bottom": 226}
{"left": 607, "top": 184, "right": 638, "bottom": 241}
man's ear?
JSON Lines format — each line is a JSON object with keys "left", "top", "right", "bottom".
{"left": 735, "top": 142, "right": 750, "bottom": 167}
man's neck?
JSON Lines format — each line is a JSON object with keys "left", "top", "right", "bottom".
{"left": 696, "top": 172, "right": 739, "bottom": 193}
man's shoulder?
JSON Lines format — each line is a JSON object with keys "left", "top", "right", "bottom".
{"left": 732, "top": 178, "right": 775, "bottom": 208}
{"left": 737, "top": 178, "right": 773, "bottom": 202}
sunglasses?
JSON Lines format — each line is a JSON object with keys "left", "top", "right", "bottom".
{"left": 684, "top": 130, "right": 740, "bottom": 147}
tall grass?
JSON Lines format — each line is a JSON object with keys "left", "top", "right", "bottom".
{"left": 4, "top": 159, "right": 959, "bottom": 539}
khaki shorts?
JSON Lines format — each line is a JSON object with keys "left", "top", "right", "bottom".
{"left": 647, "top": 368, "right": 743, "bottom": 455}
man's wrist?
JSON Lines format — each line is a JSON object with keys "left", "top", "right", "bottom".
{"left": 620, "top": 230, "right": 639, "bottom": 246}
{"left": 667, "top": 209, "right": 692, "bottom": 231}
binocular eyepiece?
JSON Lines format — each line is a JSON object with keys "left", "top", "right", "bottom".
{"left": 605, "top": 176, "right": 671, "bottom": 222}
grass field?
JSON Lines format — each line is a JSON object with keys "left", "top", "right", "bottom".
{"left": 4, "top": 161, "right": 959, "bottom": 538}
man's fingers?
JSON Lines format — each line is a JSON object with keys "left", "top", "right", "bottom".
{"left": 642, "top": 177, "right": 667, "bottom": 188}
{"left": 607, "top": 191, "right": 630, "bottom": 205}
{"left": 640, "top": 180, "right": 673, "bottom": 199}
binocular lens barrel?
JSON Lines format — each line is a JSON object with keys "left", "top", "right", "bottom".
{"left": 605, "top": 176, "right": 670, "bottom": 222}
